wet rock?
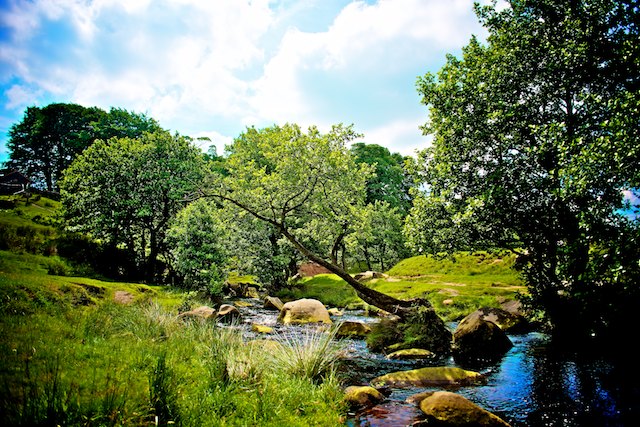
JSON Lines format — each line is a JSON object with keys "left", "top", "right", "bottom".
{"left": 178, "top": 305, "right": 216, "bottom": 320}
{"left": 251, "top": 323, "right": 273, "bottom": 334}
{"left": 328, "top": 307, "right": 344, "bottom": 316}
{"left": 245, "top": 286, "right": 260, "bottom": 299}
{"left": 336, "top": 321, "right": 372, "bottom": 338}
{"left": 277, "top": 298, "right": 332, "bottom": 325}
{"left": 453, "top": 314, "right": 513, "bottom": 365}
{"left": 263, "top": 296, "right": 284, "bottom": 311}
{"left": 464, "top": 307, "right": 529, "bottom": 333}
{"left": 418, "top": 391, "right": 512, "bottom": 426}
{"left": 217, "top": 304, "right": 241, "bottom": 324}
{"left": 371, "top": 366, "right": 483, "bottom": 388}
{"left": 386, "top": 348, "right": 435, "bottom": 360}
{"left": 344, "top": 386, "right": 385, "bottom": 409}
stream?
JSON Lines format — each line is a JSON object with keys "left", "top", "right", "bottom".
{"left": 232, "top": 299, "right": 640, "bottom": 427}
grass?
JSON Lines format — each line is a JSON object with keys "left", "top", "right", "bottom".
{"left": 278, "top": 252, "right": 526, "bottom": 322}
{"left": 0, "top": 253, "right": 348, "bottom": 426}
{"left": 277, "top": 274, "right": 361, "bottom": 309}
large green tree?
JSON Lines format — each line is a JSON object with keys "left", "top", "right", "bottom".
{"left": 409, "top": 0, "right": 639, "bottom": 344}
{"left": 350, "top": 142, "right": 413, "bottom": 215}
{"left": 6, "top": 104, "right": 162, "bottom": 192}
{"left": 6, "top": 103, "right": 105, "bottom": 191}
{"left": 61, "top": 131, "right": 207, "bottom": 282}
{"left": 200, "top": 123, "right": 451, "bottom": 352}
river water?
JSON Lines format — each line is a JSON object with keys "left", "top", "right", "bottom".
{"left": 235, "top": 301, "right": 640, "bottom": 427}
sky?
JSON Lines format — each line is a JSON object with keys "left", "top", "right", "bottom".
{"left": 0, "top": 0, "right": 493, "bottom": 164}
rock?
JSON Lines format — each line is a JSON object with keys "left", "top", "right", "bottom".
{"left": 336, "top": 321, "right": 372, "bottom": 338}
{"left": 344, "top": 386, "right": 385, "bottom": 409}
{"left": 277, "top": 298, "right": 332, "bottom": 325}
{"left": 328, "top": 307, "right": 344, "bottom": 316}
{"left": 354, "top": 271, "right": 388, "bottom": 281}
{"left": 216, "top": 304, "right": 241, "bottom": 324}
{"left": 251, "top": 323, "right": 274, "bottom": 334}
{"left": 178, "top": 306, "right": 216, "bottom": 320}
{"left": 464, "top": 307, "right": 529, "bottom": 334}
{"left": 234, "top": 300, "right": 254, "bottom": 308}
{"left": 245, "top": 286, "right": 260, "bottom": 299}
{"left": 371, "top": 366, "right": 483, "bottom": 388}
{"left": 263, "top": 296, "right": 284, "bottom": 311}
{"left": 113, "top": 290, "right": 134, "bottom": 305}
{"left": 386, "top": 348, "right": 435, "bottom": 360}
{"left": 443, "top": 298, "right": 455, "bottom": 305}
{"left": 419, "top": 391, "right": 512, "bottom": 426}
{"left": 453, "top": 314, "right": 513, "bottom": 365}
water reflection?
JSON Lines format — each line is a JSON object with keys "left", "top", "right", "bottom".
{"left": 235, "top": 299, "right": 640, "bottom": 427}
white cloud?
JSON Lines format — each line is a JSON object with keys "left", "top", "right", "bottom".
{"left": 248, "top": 0, "right": 484, "bottom": 128}
{"left": 361, "top": 117, "right": 431, "bottom": 157}
{"left": 0, "top": 0, "right": 488, "bottom": 154}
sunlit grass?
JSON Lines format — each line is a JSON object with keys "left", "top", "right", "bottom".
{"left": 0, "top": 248, "right": 347, "bottom": 426}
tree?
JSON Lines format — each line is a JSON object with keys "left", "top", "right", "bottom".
{"left": 60, "top": 131, "right": 207, "bottom": 282}
{"left": 200, "top": 123, "right": 452, "bottom": 353}
{"left": 6, "top": 104, "right": 165, "bottom": 192}
{"left": 409, "top": 0, "right": 640, "bottom": 344}
{"left": 346, "top": 201, "right": 408, "bottom": 272}
{"left": 166, "top": 199, "right": 228, "bottom": 295}
{"left": 350, "top": 142, "right": 413, "bottom": 215}
{"left": 6, "top": 103, "right": 106, "bottom": 191}
{"left": 92, "top": 107, "right": 162, "bottom": 141}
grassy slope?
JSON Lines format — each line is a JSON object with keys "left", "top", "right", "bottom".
{"left": 0, "top": 195, "right": 346, "bottom": 426}
{"left": 281, "top": 251, "right": 525, "bottom": 322}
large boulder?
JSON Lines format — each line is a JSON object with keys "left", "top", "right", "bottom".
{"left": 336, "top": 321, "right": 372, "bottom": 338}
{"left": 371, "top": 366, "right": 483, "bottom": 388}
{"left": 464, "top": 307, "right": 529, "bottom": 334}
{"left": 418, "top": 391, "right": 512, "bottom": 426}
{"left": 344, "top": 386, "right": 385, "bottom": 409}
{"left": 178, "top": 306, "right": 216, "bottom": 320}
{"left": 453, "top": 313, "right": 513, "bottom": 365}
{"left": 277, "top": 298, "right": 332, "bottom": 325}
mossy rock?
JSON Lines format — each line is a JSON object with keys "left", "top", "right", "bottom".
{"left": 385, "top": 348, "right": 435, "bottom": 360}
{"left": 336, "top": 321, "right": 372, "bottom": 338}
{"left": 371, "top": 366, "right": 483, "bottom": 388}
{"left": 344, "top": 386, "right": 385, "bottom": 408}
{"left": 251, "top": 323, "right": 274, "bottom": 334}
{"left": 419, "top": 391, "right": 512, "bottom": 426}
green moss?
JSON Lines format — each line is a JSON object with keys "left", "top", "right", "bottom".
{"left": 371, "top": 366, "right": 484, "bottom": 388}
{"left": 277, "top": 274, "right": 360, "bottom": 308}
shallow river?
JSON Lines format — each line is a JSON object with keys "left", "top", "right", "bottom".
{"left": 236, "top": 301, "right": 640, "bottom": 427}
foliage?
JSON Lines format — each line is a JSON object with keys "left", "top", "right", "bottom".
{"left": 350, "top": 142, "right": 413, "bottom": 215}
{"left": 166, "top": 199, "right": 228, "bottom": 295}
{"left": 5, "top": 104, "right": 161, "bottom": 191}
{"left": 346, "top": 200, "right": 408, "bottom": 272}
{"left": 409, "top": 0, "right": 640, "bottom": 343}
{"left": 216, "top": 123, "right": 371, "bottom": 260}
{"left": 60, "top": 131, "right": 207, "bottom": 282}
{"left": 223, "top": 208, "right": 301, "bottom": 292}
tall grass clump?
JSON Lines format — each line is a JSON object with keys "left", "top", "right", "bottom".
{"left": 270, "top": 326, "right": 345, "bottom": 382}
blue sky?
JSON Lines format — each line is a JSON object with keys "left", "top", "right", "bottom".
{"left": 0, "top": 0, "right": 491, "bottom": 163}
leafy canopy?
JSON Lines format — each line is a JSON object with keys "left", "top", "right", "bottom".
{"left": 408, "top": 0, "right": 640, "bottom": 343}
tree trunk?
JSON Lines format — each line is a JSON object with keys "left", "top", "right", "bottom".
{"left": 280, "top": 228, "right": 429, "bottom": 318}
